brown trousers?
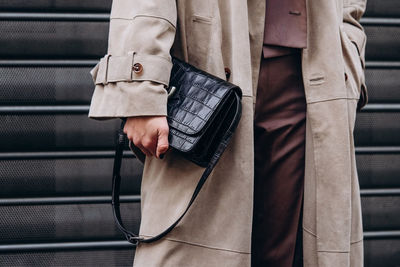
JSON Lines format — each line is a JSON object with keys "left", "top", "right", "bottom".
{"left": 252, "top": 51, "right": 306, "bottom": 267}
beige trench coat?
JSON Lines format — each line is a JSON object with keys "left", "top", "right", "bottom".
{"left": 89, "top": 0, "right": 368, "bottom": 266}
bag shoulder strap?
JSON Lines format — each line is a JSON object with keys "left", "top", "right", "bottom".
{"left": 112, "top": 94, "right": 241, "bottom": 245}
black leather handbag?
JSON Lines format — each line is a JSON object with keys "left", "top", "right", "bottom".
{"left": 112, "top": 57, "right": 242, "bottom": 245}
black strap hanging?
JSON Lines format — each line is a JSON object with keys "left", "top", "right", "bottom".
{"left": 111, "top": 114, "right": 238, "bottom": 245}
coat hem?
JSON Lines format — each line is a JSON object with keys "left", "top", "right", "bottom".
{"left": 140, "top": 235, "right": 251, "bottom": 254}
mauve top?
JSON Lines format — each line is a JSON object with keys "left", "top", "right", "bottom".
{"left": 263, "top": 0, "right": 307, "bottom": 58}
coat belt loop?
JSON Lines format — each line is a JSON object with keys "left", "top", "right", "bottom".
{"left": 104, "top": 54, "right": 111, "bottom": 84}
{"left": 128, "top": 51, "right": 136, "bottom": 82}
{"left": 95, "top": 54, "right": 110, "bottom": 85}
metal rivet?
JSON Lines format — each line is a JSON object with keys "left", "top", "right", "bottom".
{"left": 168, "top": 86, "right": 177, "bottom": 98}
{"left": 133, "top": 63, "right": 143, "bottom": 74}
{"left": 225, "top": 67, "right": 231, "bottom": 81}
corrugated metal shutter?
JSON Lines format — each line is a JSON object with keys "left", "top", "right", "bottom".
{"left": 0, "top": 1, "right": 399, "bottom": 266}
{"left": 0, "top": 1, "right": 137, "bottom": 266}
{"left": 357, "top": 1, "right": 400, "bottom": 266}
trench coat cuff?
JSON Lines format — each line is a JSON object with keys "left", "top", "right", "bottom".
{"left": 88, "top": 79, "right": 168, "bottom": 119}
{"left": 88, "top": 52, "right": 170, "bottom": 119}
{"left": 92, "top": 52, "right": 173, "bottom": 86}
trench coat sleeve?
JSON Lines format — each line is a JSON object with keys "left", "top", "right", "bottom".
{"left": 88, "top": 0, "right": 177, "bottom": 119}
{"left": 342, "top": 0, "right": 368, "bottom": 109}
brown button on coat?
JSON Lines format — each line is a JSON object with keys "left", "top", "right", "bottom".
{"left": 88, "top": 0, "right": 368, "bottom": 266}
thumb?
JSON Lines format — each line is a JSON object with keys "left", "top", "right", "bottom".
{"left": 156, "top": 127, "right": 169, "bottom": 158}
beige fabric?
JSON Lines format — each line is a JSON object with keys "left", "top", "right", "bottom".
{"left": 92, "top": 52, "right": 173, "bottom": 86}
{"left": 88, "top": 0, "right": 367, "bottom": 266}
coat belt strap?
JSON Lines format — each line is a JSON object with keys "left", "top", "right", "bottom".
{"left": 93, "top": 52, "right": 173, "bottom": 86}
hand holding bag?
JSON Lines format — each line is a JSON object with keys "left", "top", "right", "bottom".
{"left": 112, "top": 57, "right": 242, "bottom": 245}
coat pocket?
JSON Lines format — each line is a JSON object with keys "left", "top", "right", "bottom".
{"left": 340, "top": 28, "right": 368, "bottom": 108}
{"left": 186, "top": 14, "right": 213, "bottom": 70}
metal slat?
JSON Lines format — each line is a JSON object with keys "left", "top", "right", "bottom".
{"left": 365, "top": 67, "right": 400, "bottom": 103}
{"left": 364, "top": 231, "right": 400, "bottom": 239}
{"left": 0, "top": 146, "right": 397, "bottom": 159}
{"left": 364, "top": 237, "right": 400, "bottom": 267}
{"left": 361, "top": 189, "right": 400, "bottom": 196}
{"left": 356, "top": 147, "right": 400, "bottom": 153}
{"left": 0, "top": 231, "right": 398, "bottom": 252}
{"left": 362, "top": 196, "right": 400, "bottom": 230}
{"left": 0, "top": 59, "right": 97, "bottom": 67}
{"left": 0, "top": 12, "right": 109, "bottom": 21}
{"left": 365, "top": 0, "right": 400, "bottom": 18}
{"left": 0, "top": 204, "right": 140, "bottom": 244}
{"left": 366, "top": 61, "right": 400, "bottom": 68}
{"left": 0, "top": 20, "right": 108, "bottom": 59}
{"left": 355, "top": 111, "right": 400, "bottom": 146}
{"left": 0, "top": 66, "right": 95, "bottom": 105}
{"left": 364, "top": 25, "right": 400, "bottom": 61}
{"left": 0, "top": 151, "right": 119, "bottom": 159}
{"left": 0, "top": 114, "right": 119, "bottom": 151}
{"left": 357, "top": 152, "right": 400, "bottom": 189}
{"left": 0, "top": 156, "right": 140, "bottom": 197}
{"left": 0, "top": 0, "right": 112, "bottom": 13}
{"left": 0, "top": 105, "right": 89, "bottom": 114}
{"left": 0, "top": 189, "right": 394, "bottom": 204}
{"left": 0, "top": 241, "right": 133, "bottom": 253}
{"left": 0, "top": 249, "right": 134, "bottom": 267}
{"left": 361, "top": 18, "right": 400, "bottom": 26}
{"left": 0, "top": 187, "right": 399, "bottom": 203}
{"left": 0, "top": 195, "right": 140, "bottom": 206}
{"left": 361, "top": 104, "right": 400, "bottom": 112}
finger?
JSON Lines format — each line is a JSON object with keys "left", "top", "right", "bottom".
{"left": 141, "top": 136, "right": 157, "bottom": 157}
{"left": 156, "top": 127, "right": 169, "bottom": 158}
{"left": 135, "top": 143, "right": 152, "bottom": 157}
{"left": 123, "top": 120, "right": 133, "bottom": 135}
{"left": 132, "top": 136, "right": 152, "bottom": 157}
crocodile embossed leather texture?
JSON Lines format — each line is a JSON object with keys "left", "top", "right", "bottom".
{"left": 167, "top": 58, "right": 243, "bottom": 167}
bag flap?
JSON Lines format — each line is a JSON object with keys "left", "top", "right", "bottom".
{"left": 167, "top": 60, "right": 241, "bottom": 136}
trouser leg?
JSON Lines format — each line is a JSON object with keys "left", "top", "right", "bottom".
{"left": 251, "top": 51, "right": 306, "bottom": 267}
